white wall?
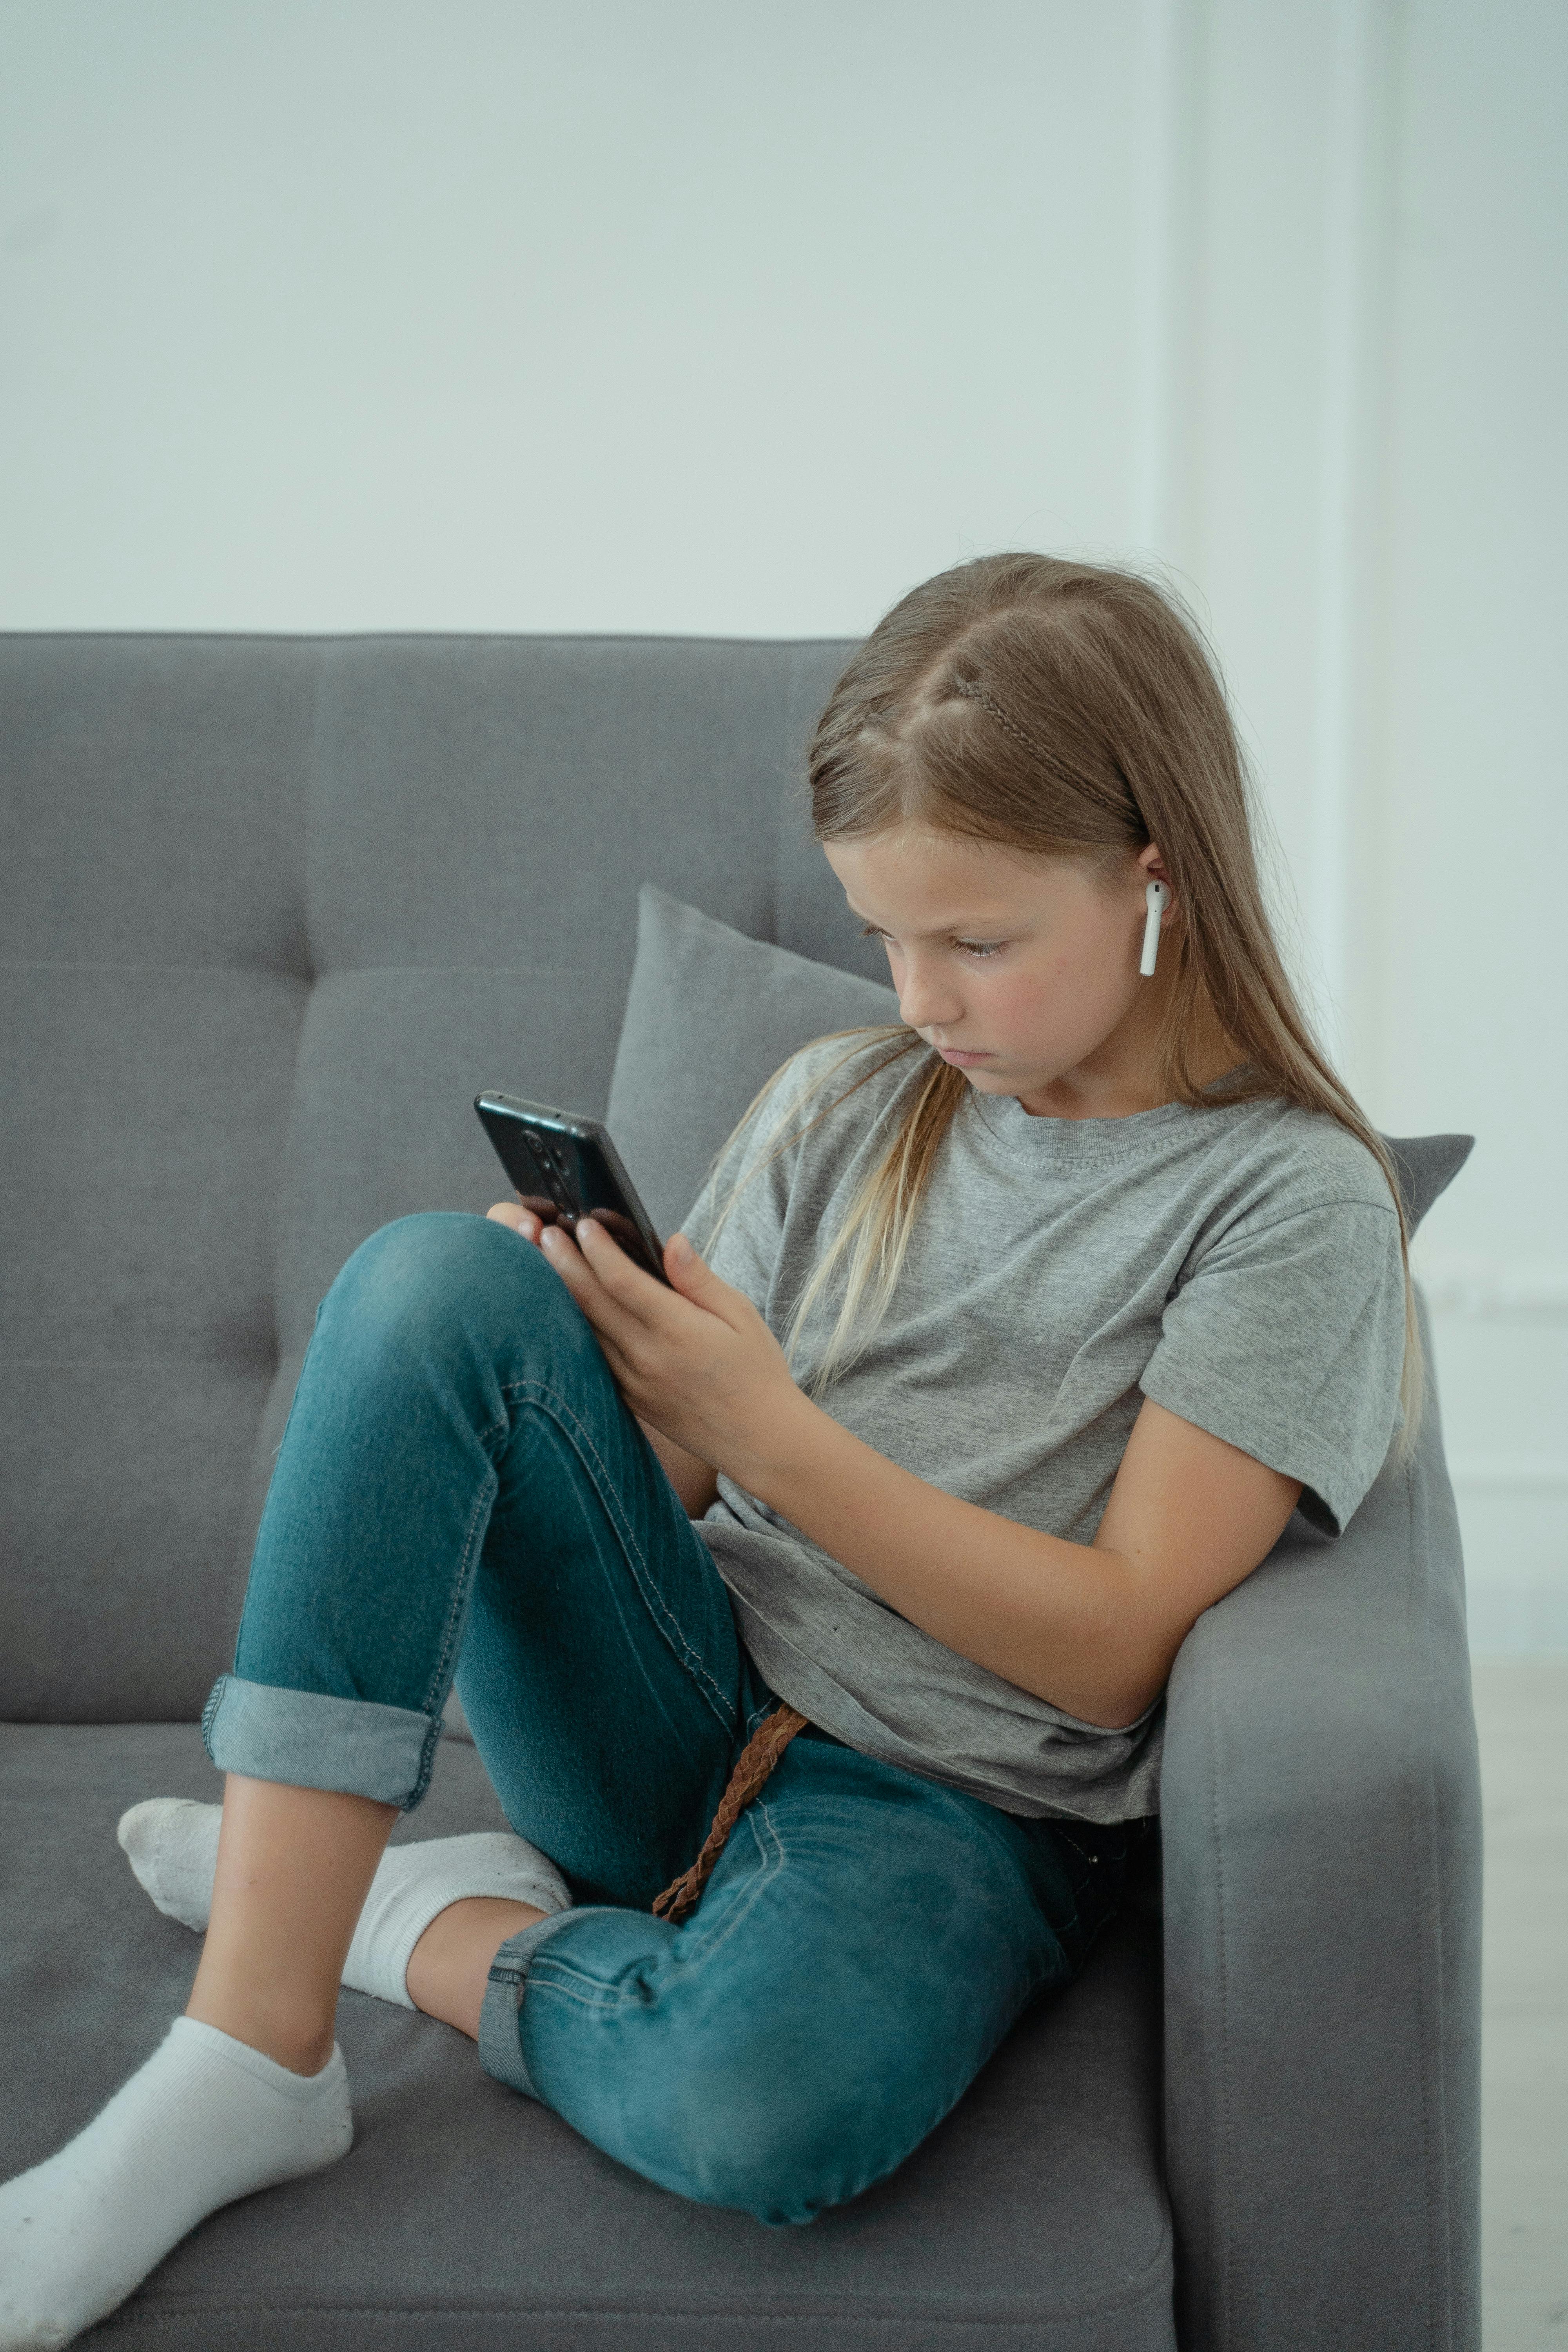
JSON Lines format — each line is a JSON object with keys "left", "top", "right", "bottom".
{"left": 2, "top": 0, "right": 1563, "bottom": 1643}
{"left": 1381, "top": 3, "right": 1568, "bottom": 1648}
{"left": 0, "top": 0, "right": 1150, "bottom": 633}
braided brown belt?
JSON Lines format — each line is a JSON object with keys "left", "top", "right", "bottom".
{"left": 651, "top": 1704, "right": 810, "bottom": 1925}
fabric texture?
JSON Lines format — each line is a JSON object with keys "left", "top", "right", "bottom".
{"left": 0, "top": 1720, "right": 1172, "bottom": 2349}
{"left": 1160, "top": 1292, "right": 1480, "bottom": 2352}
{"left": 0, "top": 636, "right": 858, "bottom": 1722}
{"left": 203, "top": 1206, "right": 1129, "bottom": 2225}
{"left": 680, "top": 1034, "right": 1405, "bottom": 1821}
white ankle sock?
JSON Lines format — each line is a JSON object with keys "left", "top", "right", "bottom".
{"left": 0, "top": 2016, "right": 350, "bottom": 2350}
{"left": 344, "top": 1828, "right": 571, "bottom": 2005}
{"left": 118, "top": 1801, "right": 571, "bottom": 2009}
{"left": 116, "top": 1799, "right": 222, "bottom": 1933}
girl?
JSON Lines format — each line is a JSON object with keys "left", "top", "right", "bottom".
{"left": 0, "top": 554, "right": 1414, "bottom": 2347}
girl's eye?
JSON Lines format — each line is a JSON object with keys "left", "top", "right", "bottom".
{"left": 858, "top": 923, "right": 1005, "bottom": 961}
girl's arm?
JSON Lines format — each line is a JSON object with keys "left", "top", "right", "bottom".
{"left": 544, "top": 1216, "right": 1301, "bottom": 1731}
{"left": 728, "top": 1386, "right": 1299, "bottom": 1727}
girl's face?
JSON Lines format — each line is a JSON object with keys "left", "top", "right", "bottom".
{"left": 822, "top": 827, "right": 1178, "bottom": 1120}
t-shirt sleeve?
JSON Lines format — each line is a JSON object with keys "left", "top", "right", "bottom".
{"left": 1138, "top": 1196, "right": 1407, "bottom": 1537}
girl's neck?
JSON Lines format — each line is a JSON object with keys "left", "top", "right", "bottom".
{"left": 1014, "top": 1007, "right": 1241, "bottom": 1122}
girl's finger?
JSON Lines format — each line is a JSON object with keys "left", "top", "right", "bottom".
{"left": 487, "top": 1201, "right": 543, "bottom": 1245}
{"left": 575, "top": 1214, "right": 653, "bottom": 1289}
{"left": 540, "top": 1226, "right": 648, "bottom": 1355}
{"left": 575, "top": 1216, "right": 688, "bottom": 1325}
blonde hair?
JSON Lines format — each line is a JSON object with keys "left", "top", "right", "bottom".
{"left": 711, "top": 553, "right": 1423, "bottom": 1460}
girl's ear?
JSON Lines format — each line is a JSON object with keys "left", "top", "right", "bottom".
{"left": 1134, "top": 846, "right": 1176, "bottom": 980}
{"left": 1138, "top": 842, "right": 1169, "bottom": 878}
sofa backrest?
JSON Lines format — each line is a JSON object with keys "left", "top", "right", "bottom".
{"left": 0, "top": 633, "right": 865, "bottom": 1721}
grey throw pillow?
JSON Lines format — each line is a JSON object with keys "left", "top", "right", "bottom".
{"left": 1381, "top": 1132, "right": 1474, "bottom": 1231}
{"left": 604, "top": 882, "right": 1473, "bottom": 1243}
{"left": 606, "top": 885, "right": 902, "bottom": 1239}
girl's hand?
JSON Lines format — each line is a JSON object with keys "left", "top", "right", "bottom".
{"left": 489, "top": 1203, "right": 804, "bottom": 1483}
{"left": 487, "top": 1200, "right": 546, "bottom": 1245}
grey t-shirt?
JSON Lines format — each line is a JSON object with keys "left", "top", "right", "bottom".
{"left": 685, "top": 1035, "right": 1408, "bottom": 1824}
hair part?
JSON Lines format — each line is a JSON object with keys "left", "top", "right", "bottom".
{"left": 717, "top": 553, "right": 1423, "bottom": 1462}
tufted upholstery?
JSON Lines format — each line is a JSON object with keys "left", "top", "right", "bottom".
{"left": 0, "top": 633, "right": 871, "bottom": 1721}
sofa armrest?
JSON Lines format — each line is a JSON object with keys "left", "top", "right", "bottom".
{"left": 1159, "top": 1302, "right": 1481, "bottom": 2352}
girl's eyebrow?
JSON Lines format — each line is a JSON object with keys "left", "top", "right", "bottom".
{"left": 846, "top": 903, "right": 1015, "bottom": 937}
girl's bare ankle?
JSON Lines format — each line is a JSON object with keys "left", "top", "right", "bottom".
{"left": 405, "top": 1896, "right": 545, "bottom": 2039}
{"left": 183, "top": 1981, "right": 337, "bottom": 2077}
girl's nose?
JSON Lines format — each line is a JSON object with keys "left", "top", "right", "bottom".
{"left": 895, "top": 962, "right": 965, "bottom": 1034}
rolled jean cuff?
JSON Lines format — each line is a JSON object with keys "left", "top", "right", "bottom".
{"left": 201, "top": 1673, "right": 445, "bottom": 1811}
{"left": 478, "top": 1907, "right": 613, "bottom": 2102}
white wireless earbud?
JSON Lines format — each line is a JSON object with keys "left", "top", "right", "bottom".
{"left": 1140, "top": 879, "right": 1171, "bottom": 977}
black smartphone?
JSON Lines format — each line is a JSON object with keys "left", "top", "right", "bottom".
{"left": 474, "top": 1093, "right": 670, "bottom": 1284}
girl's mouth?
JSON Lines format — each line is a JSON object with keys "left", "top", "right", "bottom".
{"left": 935, "top": 1047, "right": 994, "bottom": 1066}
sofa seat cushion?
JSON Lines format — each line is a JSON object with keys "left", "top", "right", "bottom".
{"left": 0, "top": 1723, "right": 1174, "bottom": 2351}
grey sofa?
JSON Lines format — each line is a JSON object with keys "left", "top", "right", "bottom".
{"left": 0, "top": 633, "right": 1481, "bottom": 2350}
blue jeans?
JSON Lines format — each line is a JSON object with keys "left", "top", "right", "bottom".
{"left": 203, "top": 1214, "right": 1130, "bottom": 2225}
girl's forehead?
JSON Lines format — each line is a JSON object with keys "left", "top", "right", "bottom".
{"left": 824, "top": 829, "right": 1091, "bottom": 909}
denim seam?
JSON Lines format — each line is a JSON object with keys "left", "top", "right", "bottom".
{"left": 500, "top": 1376, "right": 729, "bottom": 1720}
{"left": 229, "top": 1345, "right": 316, "bottom": 1671}
{"left": 485, "top": 1911, "right": 599, "bottom": 1999}
{"left": 514, "top": 1969, "right": 626, "bottom": 2016}
{"left": 406, "top": 1716, "right": 445, "bottom": 1812}
{"left": 665, "top": 1797, "right": 786, "bottom": 1971}
{"left": 494, "top": 1375, "right": 735, "bottom": 1734}
{"left": 1053, "top": 1826, "right": 1102, "bottom": 1873}
{"left": 485, "top": 1906, "right": 597, "bottom": 2002}
{"left": 201, "top": 1673, "right": 440, "bottom": 1813}
{"left": 482, "top": 1904, "right": 610, "bottom": 2099}
{"left": 418, "top": 1459, "right": 497, "bottom": 1723}
{"left": 526, "top": 1800, "right": 787, "bottom": 2018}
{"left": 1050, "top": 1826, "right": 1107, "bottom": 1924}
{"left": 743, "top": 1691, "right": 778, "bottom": 1737}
